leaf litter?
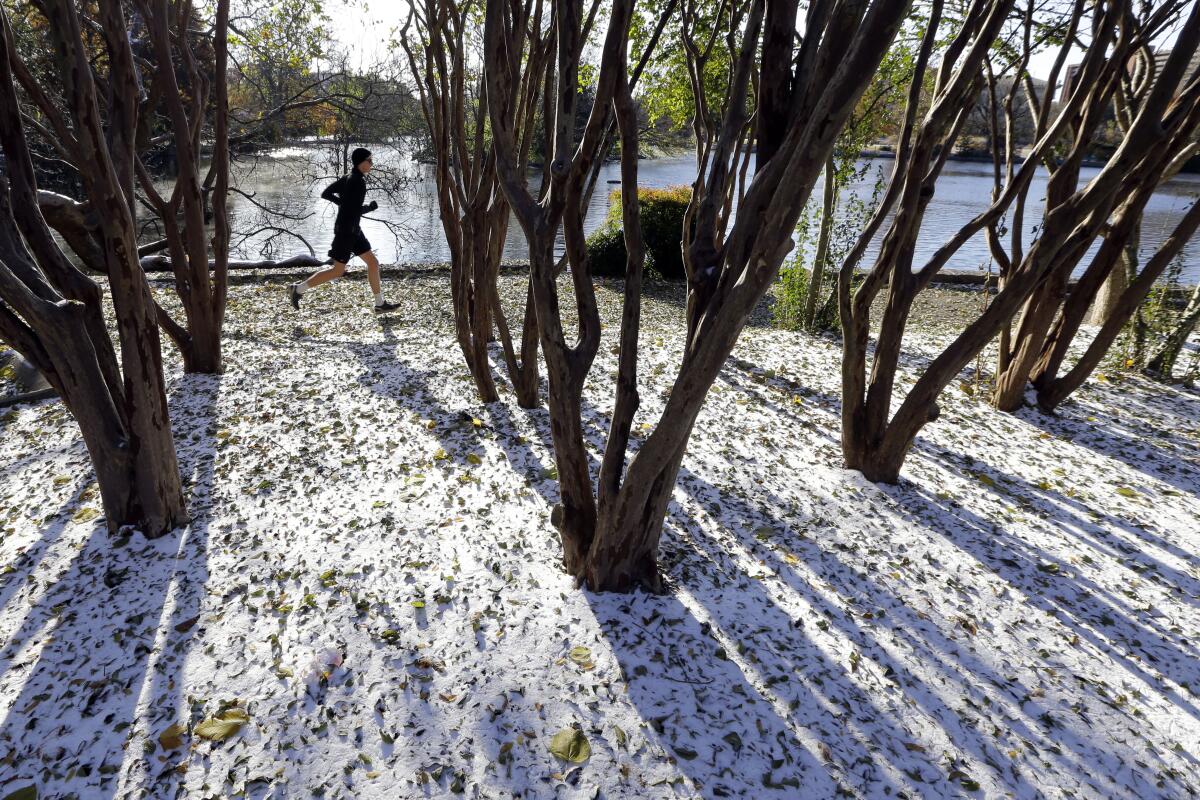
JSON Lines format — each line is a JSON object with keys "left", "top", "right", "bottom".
{"left": 0, "top": 274, "right": 1196, "bottom": 798}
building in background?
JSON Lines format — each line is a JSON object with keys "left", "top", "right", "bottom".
{"left": 1061, "top": 46, "right": 1200, "bottom": 103}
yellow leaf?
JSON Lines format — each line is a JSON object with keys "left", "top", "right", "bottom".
{"left": 158, "top": 723, "right": 187, "bottom": 751}
{"left": 568, "top": 646, "right": 594, "bottom": 669}
{"left": 195, "top": 708, "right": 249, "bottom": 742}
{"left": 72, "top": 507, "right": 100, "bottom": 523}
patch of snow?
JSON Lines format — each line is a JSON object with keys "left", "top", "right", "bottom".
{"left": 0, "top": 276, "right": 1197, "bottom": 798}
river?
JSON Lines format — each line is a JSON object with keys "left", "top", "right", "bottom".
{"left": 225, "top": 145, "right": 1200, "bottom": 283}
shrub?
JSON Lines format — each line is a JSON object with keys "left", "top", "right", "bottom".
{"left": 585, "top": 226, "right": 629, "bottom": 277}
{"left": 585, "top": 185, "right": 691, "bottom": 280}
{"left": 773, "top": 260, "right": 810, "bottom": 331}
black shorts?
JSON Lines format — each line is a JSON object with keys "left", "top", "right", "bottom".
{"left": 329, "top": 227, "right": 371, "bottom": 264}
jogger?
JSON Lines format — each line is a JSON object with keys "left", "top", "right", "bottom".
{"left": 289, "top": 147, "right": 400, "bottom": 312}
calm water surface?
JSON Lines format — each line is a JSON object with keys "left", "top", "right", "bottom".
{"left": 226, "top": 146, "right": 1200, "bottom": 282}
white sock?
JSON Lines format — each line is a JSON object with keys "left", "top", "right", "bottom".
{"left": 295, "top": 281, "right": 310, "bottom": 295}
{"left": 374, "top": 292, "right": 384, "bottom": 307}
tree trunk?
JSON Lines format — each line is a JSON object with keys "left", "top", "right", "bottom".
{"left": 456, "top": 209, "right": 501, "bottom": 403}
{"left": 1146, "top": 282, "right": 1200, "bottom": 378}
{"left": 802, "top": 157, "right": 836, "bottom": 330}
{"left": 1035, "top": 196, "right": 1200, "bottom": 410}
{"left": 587, "top": 439, "right": 685, "bottom": 593}
{"left": 1029, "top": 191, "right": 1152, "bottom": 390}
{"left": 992, "top": 162, "right": 1084, "bottom": 411}
{"left": 1089, "top": 247, "right": 1130, "bottom": 325}
{"left": 532, "top": 242, "right": 598, "bottom": 574}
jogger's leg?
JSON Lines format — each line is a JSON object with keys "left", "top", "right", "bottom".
{"left": 304, "top": 261, "right": 348, "bottom": 289}
{"left": 362, "top": 251, "right": 382, "bottom": 297}
{"left": 290, "top": 261, "right": 346, "bottom": 308}
{"left": 363, "top": 251, "right": 399, "bottom": 312}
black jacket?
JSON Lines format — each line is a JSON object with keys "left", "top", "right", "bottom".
{"left": 322, "top": 171, "right": 376, "bottom": 232}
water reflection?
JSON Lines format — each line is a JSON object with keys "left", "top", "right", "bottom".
{"left": 226, "top": 146, "right": 1200, "bottom": 282}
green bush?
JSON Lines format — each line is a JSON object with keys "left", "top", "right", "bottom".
{"left": 585, "top": 226, "right": 628, "bottom": 277}
{"left": 585, "top": 185, "right": 691, "bottom": 280}
{"left": 773, "top": 261, "right": 810, "bottom": 331}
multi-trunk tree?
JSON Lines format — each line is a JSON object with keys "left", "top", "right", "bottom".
{"left": 1026, "top": 20, "right": 1200, "bottom": 410}
{"left": 487, "top": 0, "right": 911, "bottom": 591}
{"left": 404, "top": 0, "right": 673, "bottom": 408}
{"left": 0, "top": 0, "right": 190, "bottom": 534}
{"left": 134, "top": 0, "right": 234, "bottom": 374}
{"left": 402, "top": 0, "right": 545, "bottom": 407}
{"left": 19, "top": 0, "right": 235, "bottom": 374}
{"left": 993, "top": 0, "right": 1200, "bottom": 411}
{"left": 836, "top": 0, "right": 1200, "bottom": 482}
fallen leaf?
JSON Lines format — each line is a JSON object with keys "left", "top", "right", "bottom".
{"left": 195, "top": 708, "right": 249, "bottom": 742}
{"left": 549, "top": 728, "right": 591, "bottom": 763}
{"left": 158, "top": 723, "right": 187, "bottom": 751}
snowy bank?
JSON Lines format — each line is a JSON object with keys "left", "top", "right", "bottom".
{"left": 1, "top": 275, "right": 1198, "bottom": 799}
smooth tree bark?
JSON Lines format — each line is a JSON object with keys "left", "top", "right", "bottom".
{"left": 133, "top": 0, "right": 233, "bottom": 374}
{"left": 488, "top": 0, "right": 911, "bottom": 591}
{"left": 991, "top": 0, "right": 1198, "bottom": 411}
{"left": 0, "top": 1, "right": 186, "bottom": 535}
{"left": 402, "top": 0, "right": 545, "bottom": 407}
{"left": 835, "top": 0, "right": 1192, "bottom": 481}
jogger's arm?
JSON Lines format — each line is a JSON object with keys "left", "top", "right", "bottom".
{"left": 321, "top": 177, "right": 344, "bottom": 205}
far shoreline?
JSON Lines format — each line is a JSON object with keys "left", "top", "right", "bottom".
{"left": 141, "top": 259, "right": 1200, "bottom": 297}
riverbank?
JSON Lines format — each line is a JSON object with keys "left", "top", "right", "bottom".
{"left": 143, "top": 259, "right": 1197, "bottom": 312}
{"left": 2, "top": 263, "right": 1193, "bottom": 407}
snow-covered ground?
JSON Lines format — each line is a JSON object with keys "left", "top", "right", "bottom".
{"left": 1, "top": 274, "right": 1198, "bottom": 799}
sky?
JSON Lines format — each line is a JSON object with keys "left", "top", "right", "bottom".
{"left": 328, "top": 0, "right": 1194, "bottom": 92}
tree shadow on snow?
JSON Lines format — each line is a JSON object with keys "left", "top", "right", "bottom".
{"left": 0, "top": 475, "right": 90, "bottom": 629}
{"left": 1013, "top": 382, "right": 1200, "bottom": 498}
{"left": 900, "top": 477, "right": 1200, "bottom": 717}
{"left": 0, "top": 373, "right": 221, "bottom": 798}
{"left": 669, "top": 464, "right": 1192, "bottom": 797}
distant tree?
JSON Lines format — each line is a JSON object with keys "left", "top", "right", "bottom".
{"left": 1146, "top": 281, "right": 1200, "bottom": 380}
{"left": 0, "top": 0, "right": 188, "bottom": 534}
{"left": 227, "top": 0, "right": 331, "bottom": 144}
